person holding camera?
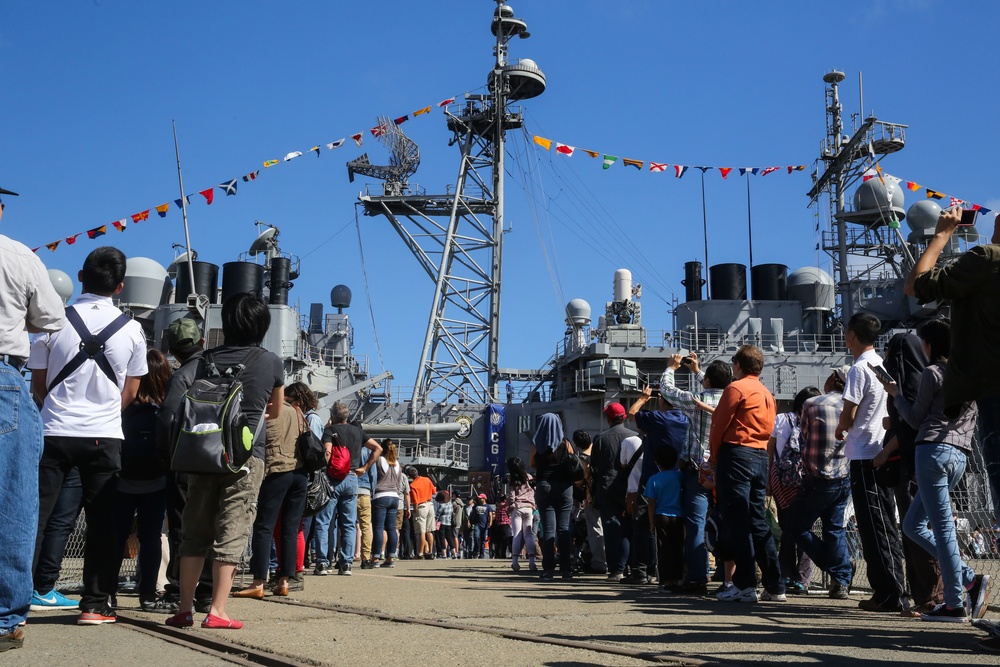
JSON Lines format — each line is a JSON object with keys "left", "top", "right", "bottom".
{"left": 659, "top": 352, "right": 732, "bottom": 594}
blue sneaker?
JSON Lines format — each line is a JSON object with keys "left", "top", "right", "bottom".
{"left": 30, "top": 589, "right": 79, "bottom": 611}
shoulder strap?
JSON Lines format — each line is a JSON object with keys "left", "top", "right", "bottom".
{"left": 622, "top": 443, "right": 645, "bottom": 476}
{"left": 47, "top": 308, "right": 131, "bottom": 391}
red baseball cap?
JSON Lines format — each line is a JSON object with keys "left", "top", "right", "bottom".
{"left": 603, "top": 402, "right": 626, "bottom": 419}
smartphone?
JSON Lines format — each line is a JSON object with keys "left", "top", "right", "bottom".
{"left": 868, "top": 361, "right": 893, "bottom": 385}
{"left": 959, "top": 208, "right": 978, "bottom": 226}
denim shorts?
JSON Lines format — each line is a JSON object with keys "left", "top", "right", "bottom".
{"left": 179, "top": 456, "right": 264, "bottom": 563}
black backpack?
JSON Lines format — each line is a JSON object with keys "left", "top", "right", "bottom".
{"left": 121, "top": 402, "right": 165, "bottom": 480}
{"left": 170, "top": 347, "right": 266, "bottom": 474}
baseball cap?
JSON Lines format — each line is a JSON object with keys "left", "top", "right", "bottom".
{"left": 478, "top": 493, "right": 487, "bottom": 499}
{"left": 603, "top": 402, "right": 626, "bottom": 420}
{"left": 165, "top": 318, "right": 202, "bottom": 354}
{"left": 0, "top": 186, "right": 19, "bottom": 197}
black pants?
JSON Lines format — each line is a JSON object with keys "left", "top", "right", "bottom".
{"left": 33, "top": 467, "right": 82, "bottom": 593}
{"left": 654, "top": 515, "right": 684, "bottom": 584}
{"left": 250, "top": 468, "right": 309, "bottom": 580}
{"left": 34, "top": 436, "right": 120, "bottom": 611}
{"left": 850, "top": 460, "right": 909, "bottom": 608}
{"left": 630, "top": 500, "right": 655, "bottom": 578}
{"left": 112, "top": 489, "right": 167, "bottom": 600}
{"left": 165, "top": 472, "right": 213, "bottom": 601}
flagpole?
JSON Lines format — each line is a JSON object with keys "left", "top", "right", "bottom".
{"left": 746, "top": 172, "right": 754, "bottom": 276}
{"left": 700, "top": 169, "right": 710, "bottom": 298}
{"left": 172, "top": 120, "right": 199, "bottom": 311}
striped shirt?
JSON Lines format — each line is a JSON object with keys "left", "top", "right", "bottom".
{"left": 799, "top": 391, "right": 848, "bottom": 480}
{"left": 659, "top": 368, "right": 724, "bottom": 466}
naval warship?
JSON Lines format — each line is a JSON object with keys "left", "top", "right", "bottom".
{"left": 58, "top": 2, "right": 987, "bottom": 508}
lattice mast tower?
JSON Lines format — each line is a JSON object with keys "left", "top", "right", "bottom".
{"left": 808, "top": 70, "right": 907, "bottom": 323}
{"left": 355, "top": 1, "right": 544, "bottom": 406}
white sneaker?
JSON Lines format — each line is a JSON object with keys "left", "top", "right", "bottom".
{"left": 760, "top": 590, "right": 787, "bottom": 602}
{"left": 716, "top": 586, "right": 758, "bottom": 603}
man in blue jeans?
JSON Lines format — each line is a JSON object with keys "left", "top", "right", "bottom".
{"left": 789, "top": 368, "right": 853, "bottom": 598}
{"left": 320, "top": 402, "right": 381, "bottom": 575}
{"left": 660, "top": 353, "right": 731, "bottom": 593}
{"left": 0, "top": 187, "right": 66, "bottom": 651}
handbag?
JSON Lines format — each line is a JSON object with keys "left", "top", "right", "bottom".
{"left": 302, "top": 470, "right": 333, "bottom": 517}
{"left": 560, "top": 441, "right": 586, "bottom": 482}
{"left": 606, "top": 443, "right": 645, "bottom": 505}
{"left": 295, "top": 409, "right": 327, "bottom": 473}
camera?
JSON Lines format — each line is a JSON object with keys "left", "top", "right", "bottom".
{"left": 681, "top": 357, "right": 694, "bottom": 366}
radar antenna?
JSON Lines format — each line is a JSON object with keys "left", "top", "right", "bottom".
{"left": 346, "top": 115, "right": 420, "bottom": 196}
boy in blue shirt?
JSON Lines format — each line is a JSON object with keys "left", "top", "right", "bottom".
{"left": 643, "top": 445, "right": 683, "bottom": 592}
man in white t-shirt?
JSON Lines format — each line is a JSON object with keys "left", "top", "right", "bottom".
{"left": 28, "top": 247, "right": 148, "bottom": 626}
{"left": 836, "top": 312, "right": 908, "bottom": 613}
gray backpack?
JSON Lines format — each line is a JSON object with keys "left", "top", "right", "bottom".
{"left": 170, "top": 348, "right": 265, "bottom": 474}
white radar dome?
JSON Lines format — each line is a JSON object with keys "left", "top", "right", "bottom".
{"left": 47, "top": 269, "right": 74, "bottom": 304}
{"left": 906, "top": 199, "right": 942, "bottom": 233}
{"left": 565, "top": 298, "right": 591, "bottom": 327}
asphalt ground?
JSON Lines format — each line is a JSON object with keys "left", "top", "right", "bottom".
{"left": 7, "top": 558, "right": 1000, "bottom": 666}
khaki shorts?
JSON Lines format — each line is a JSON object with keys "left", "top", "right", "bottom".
{"left": 413, "top": 501, "right": 435, "bottom": 534}
{"left": 179, "top": 456, "right": 265, "bottom": 563}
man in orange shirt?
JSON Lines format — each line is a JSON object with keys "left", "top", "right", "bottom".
{"left": 408, "top": 469, "right": 437, "bottom": 559}
{"left": 706, "top": 345, "right": 782, "bottom": 603}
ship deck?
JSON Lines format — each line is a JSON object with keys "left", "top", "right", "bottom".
{"left": 15, "top": 558, "right": 998, "bottom": 666}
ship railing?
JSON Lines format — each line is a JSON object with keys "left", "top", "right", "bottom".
{"left": 395, "top": 436, "right": 470, "bottom": 468}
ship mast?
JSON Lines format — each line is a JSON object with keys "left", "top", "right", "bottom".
{"left": 808, "top": 70, "right": 906, "bottom": 324}
{"left": 355, "top": 1, "right": 544, "bottom": 406}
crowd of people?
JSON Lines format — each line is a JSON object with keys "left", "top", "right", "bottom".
{"left": 1, "top": 197, "right": 1000, "bottom": 655}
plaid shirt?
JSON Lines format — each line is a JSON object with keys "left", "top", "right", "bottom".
{"left": 659, "top": 368, "right": 724, "bottom": 466}
{"left": 799, "top": 391, "right": 849, "bottom": 480}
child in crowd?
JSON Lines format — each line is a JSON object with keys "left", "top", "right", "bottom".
{"left": 643, "top": 446, "right": 683, "bottom": 592}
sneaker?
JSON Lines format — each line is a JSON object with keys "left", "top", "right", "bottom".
{"left": 622, "top": 572, "right": 652, "bottom": 585}
{"left": 539, "top": 571, "right": 554, "bottom": 581}
{"left": 0, "top": 628, "right": 25, "bottom": 652}
{"left": 339, "top": 563, "right": 352, "bottom": 576}
{"left": 714, "top": 582, "right": 734, "bottom": 596}
{"left": 760, "top": 590, "right": 787, "bottom": 602}
{"left": 511, "top": 561, "right": 521, "bottom": 572}
{"left": 786, "top": 581, "right": 807, "bottom": 595}
{"left": 828, "top": 582, "right": 849, "bottom": 600}
{"left": 140, "top": 597, "right": 180, "bottom": 612}
{"left": 380, "top": 559, "right": 396, "bottom": 568}
{"left": 314, "top": 564, "right": 329, "bottom": 576}
{"left": 967, "top": 574, "right": 991, "bottom": 620}
{"left": 607, "top": 572, "right": 624, "bottom": 582}
{"left": 30, "top": 589, "right": 78, "bottom": 611}
{"left": 920, "top": 603, "right": 968, "bottom": 623}
{"left": 78, "top": 608, "right": 117, "bottom": 625}
{"left": 360, "top": 560, "right": 375, "bottom": 570}
{"left": 717, "top": 586, "right": 758, "bottom": 603}
{"left": 858, "top": 597, "right": 902, "bottom": 613}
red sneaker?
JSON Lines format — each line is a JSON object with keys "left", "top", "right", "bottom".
{"left": 165, "top": 611, "right": 194, "bottom": 628}
{"left": 202, "top": 613, "right": 243, "bottom": 630}
{"left": 78, "top": 608, "right": 117, "bottom": 625}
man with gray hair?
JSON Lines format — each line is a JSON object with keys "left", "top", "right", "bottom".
{"left": 319, "top": 402, "right": 381, "bottom": 575}
{"left": 0, "top": 185, "right": 65, "bottom": 651}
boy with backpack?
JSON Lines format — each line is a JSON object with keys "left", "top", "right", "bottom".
{"left": 166, "top": 293, "right": 284, "bottom": 630}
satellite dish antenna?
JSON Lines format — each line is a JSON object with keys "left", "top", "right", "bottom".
{"left": 167, "top": 250, "right": 197, "bottom": 278}
{"left": 249, "top": 226, "right": 279, "bottom": 256}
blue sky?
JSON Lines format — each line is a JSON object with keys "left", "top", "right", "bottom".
{"left": 3, "top": 1, "right": 998, "bottom": 390}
